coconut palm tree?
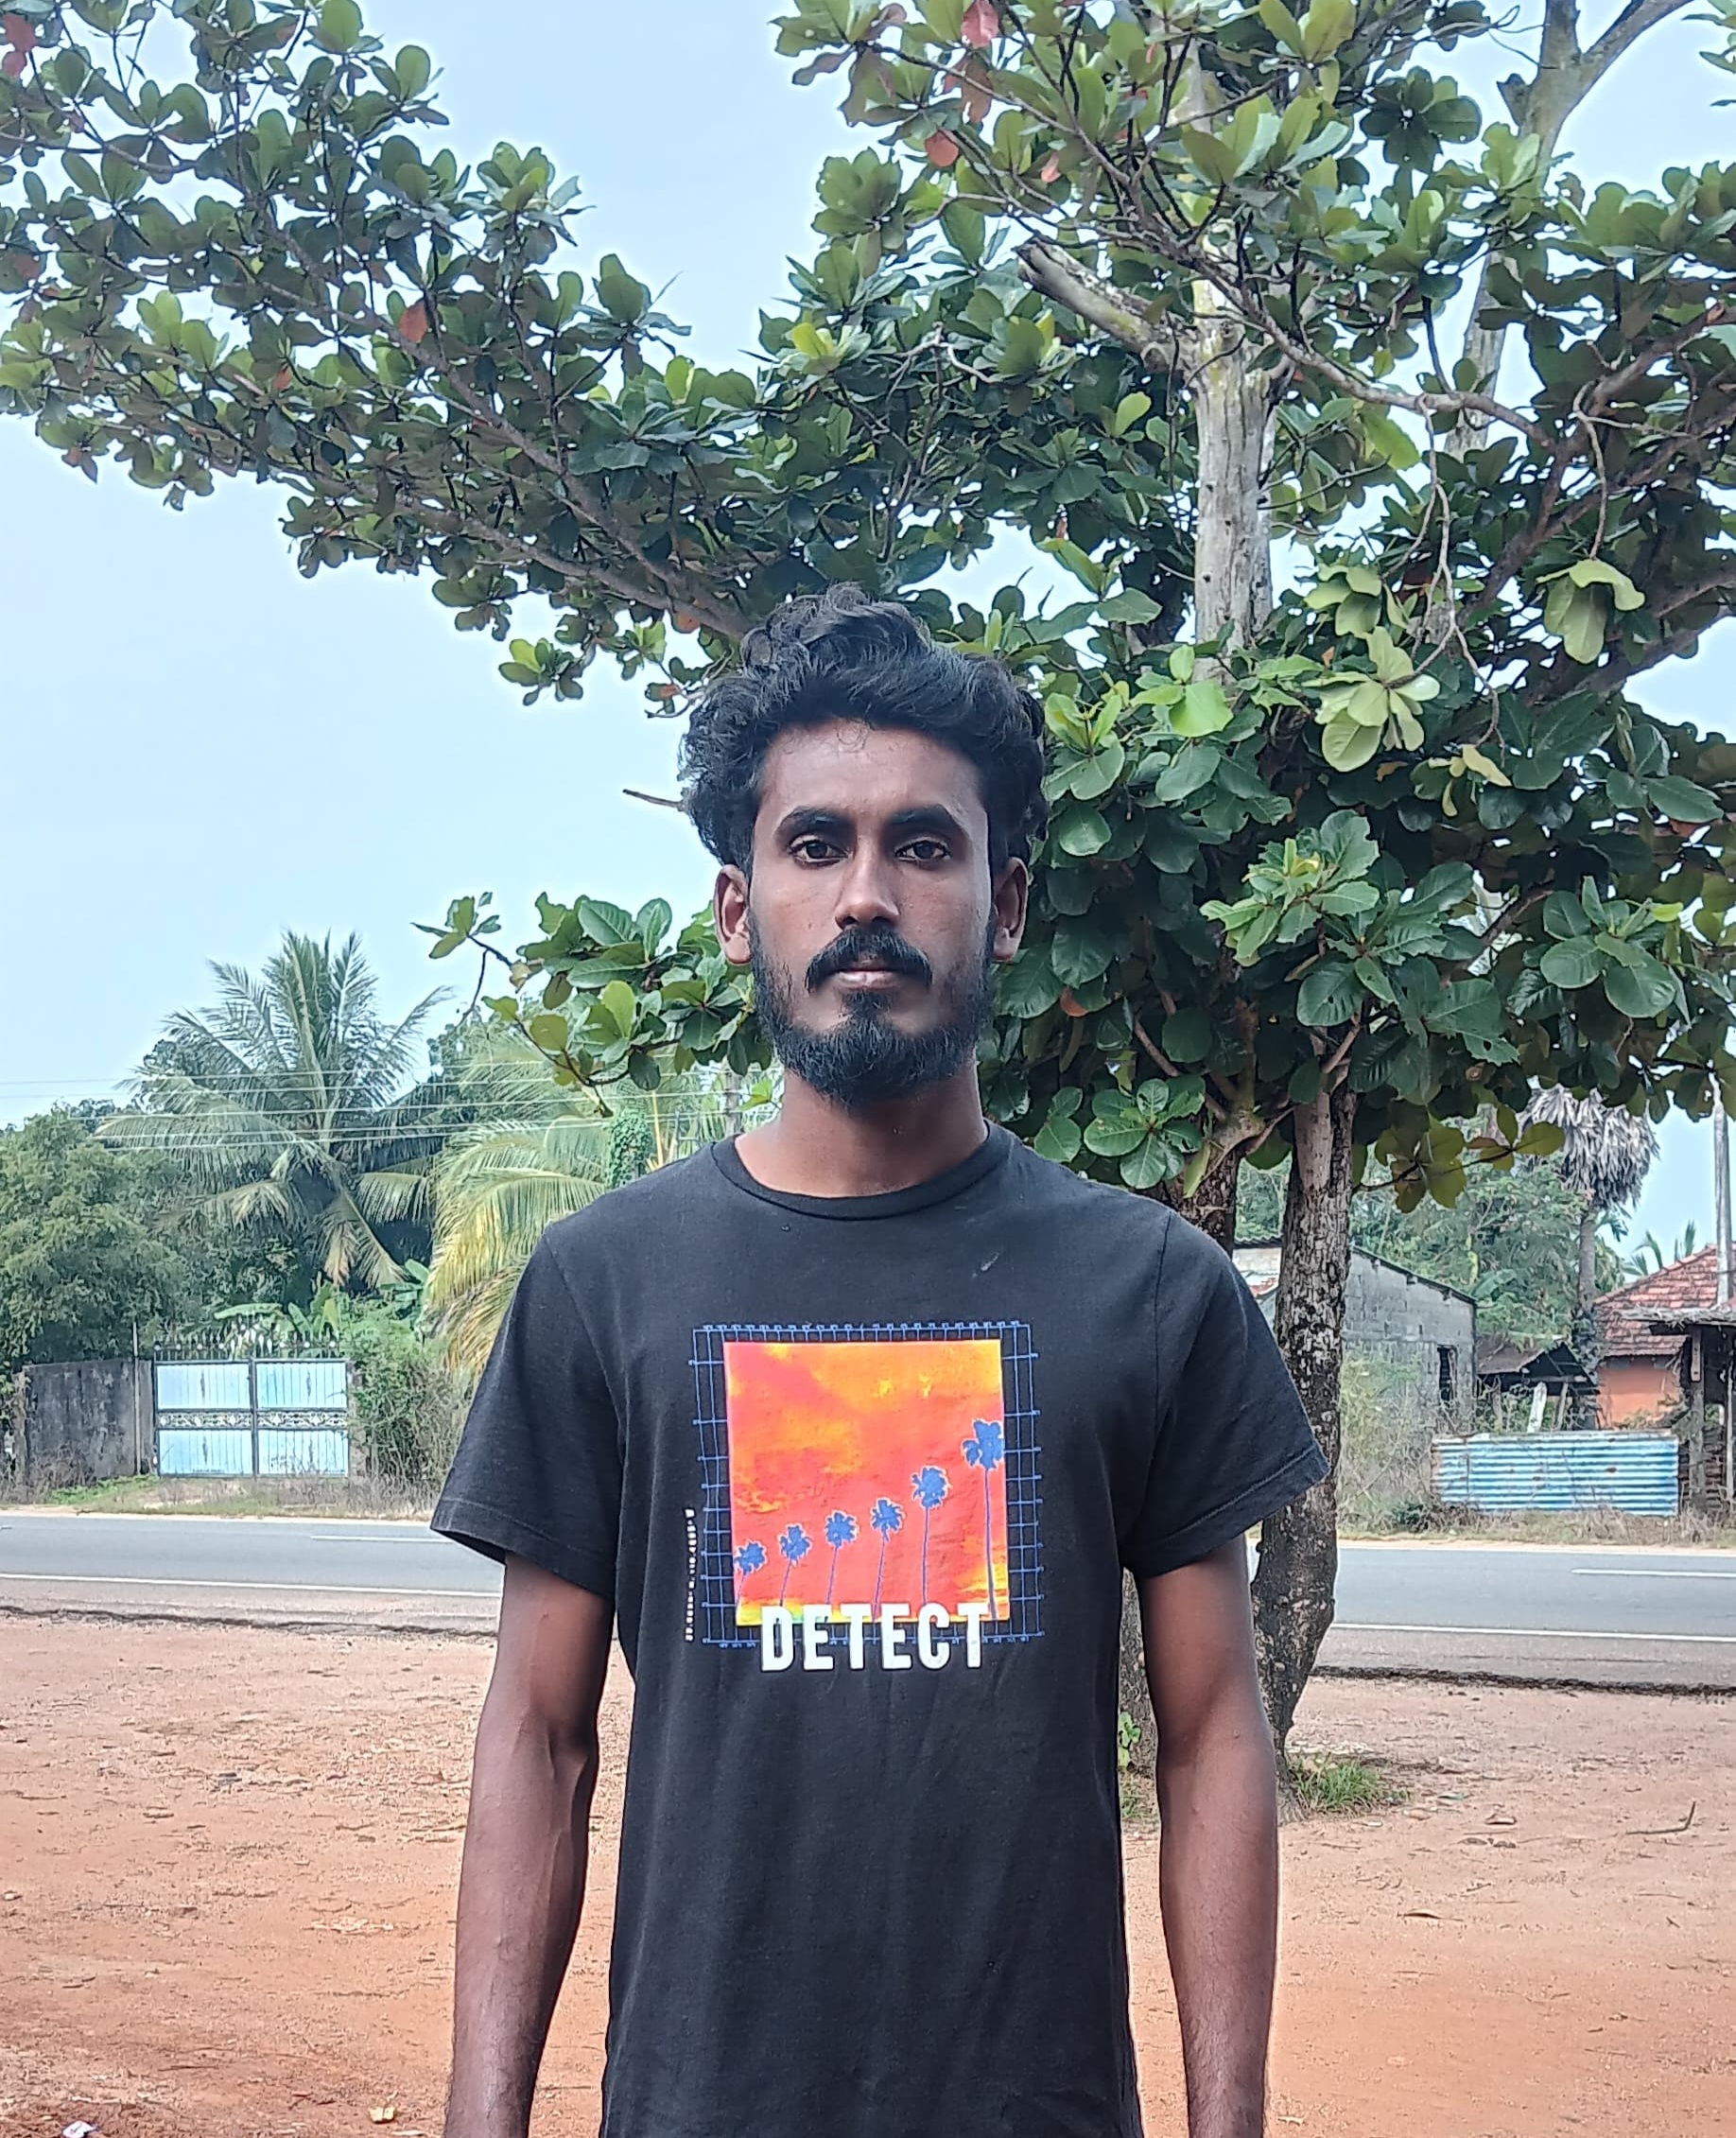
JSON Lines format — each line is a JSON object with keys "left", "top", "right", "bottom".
{"left": 776, "top": 1522, "right": 812, "bottom": 1606}
{"left": 1522, "top": 1087, "right": 1658, "bottom": 1418}
{"left": 823, "top": 1510, "right": 858, "bottom": 1607}
{"left": 425, "top": 1048, "right": 755, "bottom": 1377}
{"left": 103, "top": 932, "right": 443, "bottom": 1299}
{"left": 734, "top": 1538, "right": 767, "bottom": 1590}
{"left": 962, "top": 1418, "right": 1006, "bottom": 1622}
{"left": 869, "top": 1496, "right": 903, "bottom": 1611}
{"left": 911, "top": 1465, "right": 950, "bottom": 1608}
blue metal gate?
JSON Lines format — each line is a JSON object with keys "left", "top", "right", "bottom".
{"left": 154, "top": 1357, "right": 351, "bottom": 1477}
{"left": 1432, "top": 1431, "right": 1680, "bottom": 1515}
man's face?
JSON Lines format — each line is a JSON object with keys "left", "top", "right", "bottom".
{"left": 714, "top": 720, "right": 1029, "bottom": 1110}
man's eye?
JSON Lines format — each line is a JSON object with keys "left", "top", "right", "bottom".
{"left": 791, "top": 838, "right": 840, "bottom": 863}
{"left": 903, "top": 840, "right": 950, "bottom": 863}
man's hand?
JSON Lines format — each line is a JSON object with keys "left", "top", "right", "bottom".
{"left": 1140, "top": 1539, "right": 1278, "bottom": 2138}
{"left": 444, "top": 1555, "right": 613, "bottom": 2138}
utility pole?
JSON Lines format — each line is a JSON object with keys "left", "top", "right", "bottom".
{"left": 1715, "top": 1085, "right": 1732, "bottom": 1311}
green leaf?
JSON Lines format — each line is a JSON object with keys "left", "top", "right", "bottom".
{"left": 1320, "top": 712, "right": 1380, "bottom": 772}
{"left": 1069, "top": 739, "right": 1126, "bottom": 801}
{"left": 1298, "top": 0, "right": 1354, "bottom": 59}
{"left": 1050, "top": 917, "right": 1116, "bottom": 987}
{"left": 1538, "top": 937, "right": 1603, "bottom": 990}
{"left": 995, "top": 954, "right": 1064, "bottom": 1017}
{"left": 527, "top": 1012, "right": 569, "bottom": 1051}
{"left": 1296, "top": 960, "right": 1360, "bottom": 1027}
{"left": 1603, "top": 954, "right": 1676, "bottom": 1018}
{"left": 596, "top": 253, "right": 651, "bottom": 325}
{"left": 598, "top": 979, "right": 638, "bottom": 1037}
{"left": 1033, "top": 1108, "right": 1083, "bottom": 1163}
{"left": 1154, "top": 744, "right": 1220, "bottom": 803}
{"left": 394, "top": 43, "right": 432, "bottom": 96}
{"left": 1162, "top": 1008, "right": 1213, "bottom": 1064}
{"left": 1099, "top": 589, "right": 1163, "bottom": 624}
{"left": 1056, "top": 806, "right": 1112, "bottom": 856}
{"left": 1119, "top": 1138, "right": 1172, "bottom": 1191}
{"left": 1172, "top": 677, "right": 1233, "bottom": 738}
{"left": 1645, "top": 774, "right": 1720, "bottom": 822}
{"left": 315, "top": 0, "right": 363, "bottom": 51}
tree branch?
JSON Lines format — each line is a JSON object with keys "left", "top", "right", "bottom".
{"left": 1016, "top": 239, "right": 1183, "bottom": 373}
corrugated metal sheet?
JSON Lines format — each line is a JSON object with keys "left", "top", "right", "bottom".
{"left": 156, "top": 1361, "right": 252, "bottom": 1412}
{"left": 255, "top": 1360, "right": 347, "bottom": 1411}
{"left": 1432, "top": 1432, "right": 1679, "bottom": 1515}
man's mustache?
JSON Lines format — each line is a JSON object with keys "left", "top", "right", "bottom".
{"left": 807, "top": 926, "right": 932, "bottom": 991}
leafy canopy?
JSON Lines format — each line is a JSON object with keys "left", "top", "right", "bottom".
{"left": 1, "top": 0, "right": 1732, "bottom": 1222}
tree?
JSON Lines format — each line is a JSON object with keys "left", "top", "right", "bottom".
{"left": 962, "top": 1417, "right": 1005, "bottom": 1618}
{"left": 1520, "top": 1086, "right": 1658, "bottom": 1413}
{"left": 0, "top": 1109, "right": 192, "bottom": 1374}
{"left": 5, "top": 0, "right": 1735, "bottom": 1758}
{"left": 824, "top": 1508, "right": 859, "bottom": 1605}
{"left": 102, "top": 931, "right": 443, "bottom": 1299}
{"left": 911, "top": 1463, "right": 950, "bottom": 1604}
{"left": 1241, "top": 1152, "right": 1589, "bottom": 1347}
{"left": 870, "top": 1493, "right": 904, "bottom": 1609}
{"left": 777, "top": 1521, "right": 813, "bottom": 1604}
{"left": 424, "top": 1045, "right": 749, "bottom": 1376}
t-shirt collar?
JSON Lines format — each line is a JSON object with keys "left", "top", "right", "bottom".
{"left": 710, "top": 1121, "right": 1011, "bottom": 1220}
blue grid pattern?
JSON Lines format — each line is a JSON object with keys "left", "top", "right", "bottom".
{"left": 690, "top": 1320, "right": 1043, "bottom": 1650}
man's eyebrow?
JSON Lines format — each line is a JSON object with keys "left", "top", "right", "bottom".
{"left": 772, "top": 806, "right": 851, "bottom": 843}
{"left": 887, "top": 806, "right": 970, "bottom": 842}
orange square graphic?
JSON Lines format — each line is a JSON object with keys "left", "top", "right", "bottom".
{"left": 723, "top": 1338, "right": 1010, "bottom": 1625}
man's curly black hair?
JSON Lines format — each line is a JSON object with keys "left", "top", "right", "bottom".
{"left": 679, "top": 586, "right": 1048, "bottom": 873}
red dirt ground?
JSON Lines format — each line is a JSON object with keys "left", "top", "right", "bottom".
{"left": 1, "top": 1616, "right": 1730, "bottom": 2137}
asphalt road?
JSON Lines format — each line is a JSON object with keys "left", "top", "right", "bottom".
{"left": 3, "top": 1512, "right": 1734, "bottom": 1688}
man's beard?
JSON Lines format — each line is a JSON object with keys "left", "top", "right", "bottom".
{"left": 751, "top": 918, "right": 998, "bottom": 1111}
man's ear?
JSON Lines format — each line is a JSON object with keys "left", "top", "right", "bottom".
{"left": 991, "top": 858, "right": 1030, "bottom": 963}
{"left": 715, "top": 866, "right": 752, "bottom": 968}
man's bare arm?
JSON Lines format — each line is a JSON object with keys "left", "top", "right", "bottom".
{"left": 1140, "top": 1540, "right": 1279, "bottom": 2138}
{"left": 444, "top": 1555, "right": 613, "bottom": 2138}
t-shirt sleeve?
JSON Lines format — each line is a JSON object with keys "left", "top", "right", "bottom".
{"left": 429, "top": 1231, "right": 621, "bottom": 1601}
{"left": 1120, "top": 1225, "right": 1328, "bottom": 1580}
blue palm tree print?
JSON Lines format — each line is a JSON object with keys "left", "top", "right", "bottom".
{"left": 776, "top": 1521, "right": 812, "bottom": 1606}
{"left": 869, "top": 1496, "right": 903, "bottom": 1612}
{"left": 911, "top": 1465, "right": 950, "bottom": 1608}
{"left": 734, "top": 1538, "right": 766, "bottom": 1588}
{"left": 962, "top": 1418, "right": 1006, "bottom": 1623}
{"left": 823, "top": 1510, "right": 858, "bottom": 1607}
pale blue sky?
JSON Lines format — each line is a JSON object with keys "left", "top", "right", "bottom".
{"left": 0, "top": 0, "right": 1721, "bottom": 1242}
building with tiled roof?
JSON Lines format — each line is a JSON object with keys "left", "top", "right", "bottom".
{"left": 1595, "top": 1247, "right": 1719, "bottom": 1423}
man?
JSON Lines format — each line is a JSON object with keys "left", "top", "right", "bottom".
{"left": 433, "top": 588, "right": 1327, "bottom": 2138}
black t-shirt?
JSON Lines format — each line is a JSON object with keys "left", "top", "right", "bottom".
{"left": 432, "top": 1125, "right": 1324, "bottom": 2138}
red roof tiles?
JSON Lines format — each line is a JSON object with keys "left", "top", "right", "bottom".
{"left": 1598, "top": 1247, "right": 1719, "bottom": 1360}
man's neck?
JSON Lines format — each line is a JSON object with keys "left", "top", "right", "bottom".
{"left": 734, "top": 1069, "right": 989, "bottom": 1199}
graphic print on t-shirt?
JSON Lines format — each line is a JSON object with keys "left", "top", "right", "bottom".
{"left": 690, "top": 1322, "right": 1042, "bottom": 1665}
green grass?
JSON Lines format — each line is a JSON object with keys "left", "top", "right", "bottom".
{"left": 1286, "top": 1751, "right": 1407, "bottom": 1816}
{"left": 5, "top": 1473, "right": 431, "bottom": 1520}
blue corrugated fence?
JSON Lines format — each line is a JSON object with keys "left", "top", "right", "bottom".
{"left": 1432, "top": 1432, "right": 1679, "bottom": 1516}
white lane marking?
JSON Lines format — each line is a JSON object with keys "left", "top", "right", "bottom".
{"left": 1337, "top": 1621, "right": 1736, "bottom": 1646}
{"left": 1570, "top": 1568, "right": 1736, "bottom": 1580}
{"left": 0, "top": 1573, "right": 491, "bottom": 1598}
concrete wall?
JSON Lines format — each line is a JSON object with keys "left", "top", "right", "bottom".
{"left": 18, "top": 1359, "right": 154, "bottom": 1488}
{"left": 1235, "top": 1244, "right": 1476, "bottom": 1417}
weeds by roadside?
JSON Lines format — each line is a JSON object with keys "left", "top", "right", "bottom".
{"left": 1287, "top": 1752, "right": 1408, "bottom": 1815}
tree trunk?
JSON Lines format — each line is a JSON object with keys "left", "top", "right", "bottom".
{"left": 1157, "top": 1147, "right": 1240, "bottom": 1250}
{"left": 1191, "top": 311, "right": 1273, "bottom": 648}
{"left": 1253, "top": 1082, "right": 1355, "bottom": 1769}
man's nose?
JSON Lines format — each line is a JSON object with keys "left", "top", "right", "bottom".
{"left": 832, "top": 849, "right": 899, "bottom": 932}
